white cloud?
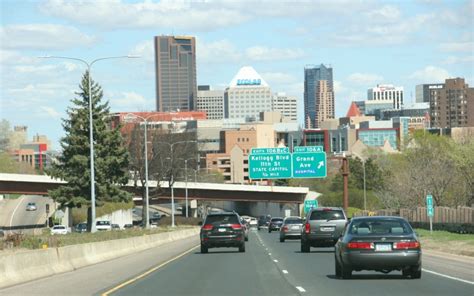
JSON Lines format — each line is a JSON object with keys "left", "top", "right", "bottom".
{"left": 260, "top": 72, "right": 297, "bottom": 85}
{"left": 347, "top": 73, "right": 384, "bottom": 85}
{"left": 365, "top": 5, "right": 401, "bottom": 22}
{"left": 0, "top": 24, "right": 96, "bottom": 50}
{"left": 439, "top": 42, "right": 474, "bottom": 53}
{"left": 198, "top": 39, "right": 241, "bottom": 64}
{"left": 108, "top": 91, "right": 153, "bottom": 110}
{"left": 245, "top": 46, "right": 305, "bottom": 61}
{"left": 40, "top": 106, "right": 61, "bottom": 119}
{"left": 408, "top": 66, "right": 450, "bottom": 83}
{"left": 442, "top": 55, "right": 474, "bottom": 64}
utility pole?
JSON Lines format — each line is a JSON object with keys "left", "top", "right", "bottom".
{"left": 342, "top": 157, "right": 350, "bottom": 210}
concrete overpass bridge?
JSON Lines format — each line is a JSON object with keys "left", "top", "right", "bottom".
{"left": 0, "top": 174, "right": 311, "bottom": 217}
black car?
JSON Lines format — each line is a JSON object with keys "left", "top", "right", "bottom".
{"left": 200, "top": 212, "right": 246, "bottom": 253}
{"left": 335, "top": 216, "right": 422, "bottom": 279}
{"left": 257, "top": 215, "right": 271, "bottom": 230}
{"left": 268, "top": 217, "right": 284, "bottom": 232}
{"left": 74, "top": 223, "right": 87, "bottom": 233}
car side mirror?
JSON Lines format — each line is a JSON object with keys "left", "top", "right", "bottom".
{"left": 198, "top": 221, "right": 203, "bottom": 226}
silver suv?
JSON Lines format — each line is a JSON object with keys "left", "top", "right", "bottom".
{"left": 301, "top": 207, "right": 348, "bottom": 252}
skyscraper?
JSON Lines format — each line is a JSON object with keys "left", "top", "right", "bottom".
{"left": 154, "top": 35, "right": 197, "bottom": 112}
{"left": 304, "top": 64, "right": 334, "bottom": 128}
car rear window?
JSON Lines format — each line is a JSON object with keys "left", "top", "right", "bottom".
{"left": 349, "top": 219, "right": 413, "bottom": 235}
{"left": 205, "top": 215, "right": 239, "bottom": 224}
{"left": 97, "top": 221, "right": 110, "bottom": 226}
{"left": 309, "top": 209, "right": 345, "bottom": 220}
{"left": 54, "top": 226, "right": 65, "bottom": 229}
{"left": 285, "top": 218, "right": 302, "bottom": 224}
{"left": 271, "top": 218, "right": 283, "bottom": 222}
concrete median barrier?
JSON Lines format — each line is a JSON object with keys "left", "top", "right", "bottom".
{"left": 0, "top": 227, "right": 200, "bottom": 288}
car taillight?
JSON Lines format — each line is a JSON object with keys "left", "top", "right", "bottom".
{"left": 393, "top": 241, "right": 420, "bottom": 249}
{"left": 305, "top": 222, "right": 310, "bottom": 234}
{"left": 347, "top": 242, "right": 374, "bottom": 249}
{"left": 282, "top": 226, "right": 288, "bottom": 232}
{"left": 231, "top": 224, "right": 242, "bottom": 230}
{"left": 202, "top": 224, "right": 213, "bottom": 231}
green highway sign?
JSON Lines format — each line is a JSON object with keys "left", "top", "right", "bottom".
{"left": 292, "top": 147, "right": 327, "bottom": 179}
{"left": 426, "top": 194, "right": 434, "bottom": 217}
{"left": 248, "top": 152, "right": 292, "bottom": 179}
{"left": 304, "top": 199, "right": 318, "bottom": 213}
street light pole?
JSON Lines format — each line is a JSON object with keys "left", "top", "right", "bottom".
{"left": 39, "top": 55, "right": 139, "bottom": 233}
{"left": 143, "top": 121, "right": 150, "bottom": 229}
{"left": 362, "top": 160, "right": 366, "bottom": 212}
{"left": 185, "top": 159, "right": 188, "bottom": 218}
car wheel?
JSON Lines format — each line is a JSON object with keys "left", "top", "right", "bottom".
{"left": 335, "top": 255, "right": 342, "bottom": 278}
{"left": 239, "top": 243, "right": 245, "bottom": 253}
{"left": 201, "top": 245, "right": 208, "bottom": 254}
{"left": 268, "top": 229, "right": 272, "bottom": 233}
{"left": 410, "top": 264, "right": 422, "bottom": 279}
{"left": 301, "top": 242, "right": 310, "bottom": 253}
{"left": 341, "top": 262, "right": 352, "bottom": 279}
{"left": 245, "top": 236, "right": 249, "bottom": 242}
{"left": 280, "top": 237, "right": 285, "bottom": 243}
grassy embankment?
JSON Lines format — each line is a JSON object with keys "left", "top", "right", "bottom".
{"left": 416, "top": 229, "right": 474, "bottom": 257}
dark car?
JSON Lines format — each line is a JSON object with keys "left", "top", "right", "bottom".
{"left": 268, "top": 217, "right": 284, "bottom": 233}
{"left": 301, "top": 207, "right": 348, "bottom": 252}
{"left": 241, "top": 218, "right": 250, "bottom": 241}
{"left": 335, "top": 216, "right": 422, "bottom": 279}
{"left": 200, "top": 212, "right": 246, "bottom": 253}
{"left": 257, "top": 215, "right": 271, "bottom": 230}
{"left": 279, "top": 216, "right": 303, "bottom": 242}
{"left": 74, "top": 222, "right": 87, "bottom": 233}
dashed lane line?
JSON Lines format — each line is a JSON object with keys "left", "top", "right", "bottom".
{"left": 296, "top": 286, "right": 306, "bottom": 293}
{"left": 282, "top": 270, "right": 288, "bottom": 274}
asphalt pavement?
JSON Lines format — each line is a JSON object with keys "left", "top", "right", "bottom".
{"left": 0, "top": 195, "right": 52, "bottom": 234}
{"left": 110, "top": 228, "right": 474, "bottom": 296}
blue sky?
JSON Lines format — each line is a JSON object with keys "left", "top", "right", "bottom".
{"left": 1, "top": 0, "right": 473, "bottom": 150}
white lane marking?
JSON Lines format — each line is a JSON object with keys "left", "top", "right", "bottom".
{"left": 423, "top": 268, "right": 474, "bottom": 285}
{"left": 282, "top": 270, "right": 288, "bottom": 274}
{"left": 296, "top": 286, "right": 306, "bottom": 292}
{"left": 268, "top": 253, "right": 272, "bottom": 255}
{"left": 265, "top": 248, "right": 268, "bottom": 251}
{"left": 273, "top": 259, "right": 278, "bottom": 262}
{"left": 9, "top": 197, "right": 24, "bottom": 233}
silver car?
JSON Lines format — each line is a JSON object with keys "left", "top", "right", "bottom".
{"left": 301, "top": 207, "right": 348, "bottom": 252}
{"left": 279, "top": 216, "right": 303, "bottom": 242}
{"left": 335, "top": 216, "right": 422, "bottom": 279}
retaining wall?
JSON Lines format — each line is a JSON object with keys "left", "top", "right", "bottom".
{"left": 0, "top": 227, "right": 199, "bottom": 289}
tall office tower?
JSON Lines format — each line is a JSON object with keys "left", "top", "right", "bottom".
{"left": 304, "top": 64, "right": 334, "bottom": 128}
{"left": 197, "top": 85, "right": 225, "bottom": 119}
{"left": 430, "top": 78, "right": 474, "bottom": 128}
{"left": 367, "top": 84, "right": 404, "bottom": 109}
{"left": 154, "top": 35, "right": 197, "bottom": 112}
{"left": 416, "top": 84, "right": 444, "bottom": 103}
{"left": 224, "top": 66, "right": 272, "bottom": 122}
{"left": 272, "top": 92, "right": 298, "bottom": 122}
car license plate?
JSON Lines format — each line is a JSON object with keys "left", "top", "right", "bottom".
{"left": 292, "top": 226, "right": 300, "bottom": 230}
{"left": 320, "top": 227, "right": 335, "bottom": 232}
{"left": 218, "top": 228, "right": 227, "bottom": 232}
{"left": 376, "top": 244, "right": 392, "bottom": 251}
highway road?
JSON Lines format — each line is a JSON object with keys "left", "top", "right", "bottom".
{"left": 109, "top": 230, "right": 473, "bottom": 296}
{"left": 0, "top": 195, "right": 53, "bottom": 234}
{"left": 1, "top": 229, "right": 472, "bottom": 296}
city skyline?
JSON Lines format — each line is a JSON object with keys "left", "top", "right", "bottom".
{"left": 1, "top": 0, "right": 473, "bottom": 150}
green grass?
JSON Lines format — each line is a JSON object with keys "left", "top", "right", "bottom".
{"left": 17, "top": 226, "right": 195, "bottom": 250}
{"left": 416, "top": 229, "right": 474, "bottom": 242}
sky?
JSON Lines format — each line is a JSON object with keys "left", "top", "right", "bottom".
{"left": 1, "top": 0, "right": 473, "bottom": 151}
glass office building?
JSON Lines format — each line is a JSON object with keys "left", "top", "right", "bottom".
{"left": 357, "top": 129, "right": 398, "bottom": 149}
{"left": 304, "top": 64, "right": 334, "bottom": 128}
{"left": 154, "top": 36, "right": 197, "bottom": 112}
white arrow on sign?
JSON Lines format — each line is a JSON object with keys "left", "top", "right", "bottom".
{"left": 317, "top": 161, "right": 324, "bottom": 169}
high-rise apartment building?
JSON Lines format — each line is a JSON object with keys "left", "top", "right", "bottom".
{"left": 416, "top": 83, "right": 444, "bottom": 103}
{"left": 272, "top": 92, "right": 298, "bottom": 122}
{"left": 224, "top": 66, "right": 272, "bottom": 122}
{"left": 197, "top": 85, "right": 224, "bottom": 120}
{"left": 304, "top": 64, "right": 334, "bottom": 128}
{"left": 367, "top": 84, "right": 404, "bottom": 109}
{"left": 430, "top": 78, "right": 474, "bottom": 128}
{"left": 154, "top": 35, "right": 197, "bottom": 112}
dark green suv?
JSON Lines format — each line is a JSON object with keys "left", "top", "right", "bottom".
{"left": 200, "top": 212, "right": 246, "bottom": 253}
{"left": 301, "top": 207, "right": 348, "bottom": 252}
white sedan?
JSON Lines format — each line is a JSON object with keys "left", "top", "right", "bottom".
{"left": 50, "top": 225, "right": 68, "bottom": 235}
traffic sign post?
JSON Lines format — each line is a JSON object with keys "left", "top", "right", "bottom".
{"left": 304, "top": 199, "right": 318, "bottom": 214}
{"left": 426, "top": 194, "right": 434, "bottom": 234}
{"left": 292, "top": 146, "right": 327, "bottom": 178}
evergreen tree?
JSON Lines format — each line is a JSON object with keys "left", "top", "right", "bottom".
{"left": 47, "top": 71, "right": 131, "bottom": 226}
